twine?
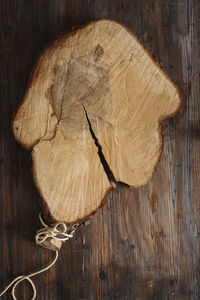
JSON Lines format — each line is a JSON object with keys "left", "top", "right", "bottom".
{"left": 35, "top": 213, "right": 77, "bottom": 245}
{"left": 0, "top": 214, "right": 77, "bottom": 300}
{"left": 0, "top": 251, "right": 58, "bottom": 300}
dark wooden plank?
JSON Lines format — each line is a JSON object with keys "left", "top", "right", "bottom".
{"left": 0, "top": 0, "right": 200, "bottom": 299}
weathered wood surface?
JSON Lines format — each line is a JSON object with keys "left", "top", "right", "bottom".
{"left": 0, "top": 0, "right": 199, "bottom": 299}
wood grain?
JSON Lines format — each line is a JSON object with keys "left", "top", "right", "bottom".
{"left": 0, "top": 0, "right": 200, "bottom": 299}
{"left": 12, "top": 19, "right": 180, "bottom": 224}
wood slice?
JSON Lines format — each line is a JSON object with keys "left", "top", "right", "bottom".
{"left": 12, "top": 19, "right": 181, "bottom": 224}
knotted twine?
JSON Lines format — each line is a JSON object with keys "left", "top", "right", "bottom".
{"left": 0, "top": 213, "right": 78, "bottom": 300}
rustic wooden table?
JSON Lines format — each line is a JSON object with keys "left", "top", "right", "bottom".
{"left": 0, "top": 1, "right": 199, "bottom": 299}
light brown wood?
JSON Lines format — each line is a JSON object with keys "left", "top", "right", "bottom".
{"left": 12, "top": 19, "right": 181, "bottom": 224}
{"left": 37, "top": 237, "right": 62, "bottom": 251}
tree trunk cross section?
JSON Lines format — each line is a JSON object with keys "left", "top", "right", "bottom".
{"left": 0, "top": 1, "right": 199, "bottom": 299}
{"left": 12, "top": 20, "right": 180, "bottom": 224}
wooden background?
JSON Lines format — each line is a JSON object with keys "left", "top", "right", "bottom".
{"left": 0, "top": 0, "right": 200, "bottom": 299}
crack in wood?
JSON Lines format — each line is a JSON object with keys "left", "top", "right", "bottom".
{"left": 83, "top": 105, "right": 117, "bottom": 186}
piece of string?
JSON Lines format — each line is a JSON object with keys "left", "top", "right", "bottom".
{"left": 0, "top": 214, "right": 77, "bottom": 300}
{"left": 35, "top": 213, "right": 77, "bottom": 245}
{"left": 0, "top": 251, "right": 58, "bottom": 300}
